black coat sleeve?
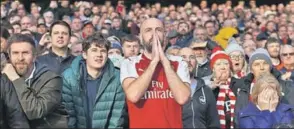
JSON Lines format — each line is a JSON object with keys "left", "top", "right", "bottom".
{"left": 1, "top": 74, "right": 30, "bottom": 128}
{"left": 205, "top": 87, "right": 221, "bottom": 128}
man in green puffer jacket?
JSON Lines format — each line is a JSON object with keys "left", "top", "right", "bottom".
{"left": 62, "top": 35, "right": 126, "bottom": 128}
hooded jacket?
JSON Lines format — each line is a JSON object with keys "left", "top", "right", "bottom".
{"left": 62, "top": 56, "right": 126, "bottom": 128}
{"left": 11, "top": 61, "right": 67, "bottom": 128}
{"left": 182, "top": 77, "right": 220, "bottom": 128}
{"left": 0, "top": 74, "right": 30, "bottom": 129}
{"left": 243, "top": 68, "right": 294, "bottom": 106}
{"left": 238, "top": 102, "right": 294, "bottom": 128}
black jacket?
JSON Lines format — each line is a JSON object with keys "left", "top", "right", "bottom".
{"left": 0, "top": 74, "right": 30, "bottom": 129}
{"left": 37, "top": 49, "right": 75, "bottom": 75}
{"left": 195, "top": 60, "right": 212, "bottom": 78}
{"left": 11, "top": 62, "right": 68, "bottom": 128}
{"left": 182, "top": 78, "right": 220, "bottom": 128}
{"left": 243, "top": 68, "right": 294, "bottom": 106}
{"left": 212, "top": 77, "right": 250, "bottom": 128}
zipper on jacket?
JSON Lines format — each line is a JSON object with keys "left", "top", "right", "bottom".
{"left": 191, "top": 99, "right": 196, "bottom": 128}
{"left": 80, "top": 83, "right": 92, "bottom": 128}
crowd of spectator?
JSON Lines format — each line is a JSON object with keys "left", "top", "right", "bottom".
{"left": 1, "top": 0, "right": 294, "bottom": 128}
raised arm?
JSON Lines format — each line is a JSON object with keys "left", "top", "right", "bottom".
{"left": 162, "top": 61, "right": 191, "bottom": 105}
{"left": 121, "top": 59, "right": 158, "bottom": 103}
{"left": 158, "top": 39, "right": 190, "bottom": 105}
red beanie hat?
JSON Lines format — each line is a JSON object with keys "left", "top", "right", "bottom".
{"left": 210, "top": 46, "right": 232, "bottom": 69}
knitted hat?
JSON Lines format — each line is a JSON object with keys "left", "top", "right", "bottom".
{"left": 249, "top": 48, "right": 272, "bottom": 69}
{"left": 210, "top": 46, "right": 232, "bottom": 69}
{"left": 225, "top": 38, "right": 245, "bottom": 55}
{"left": 110, "top": 42, "right": 122, "bottom": 53}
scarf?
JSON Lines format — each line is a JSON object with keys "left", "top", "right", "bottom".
{"left": 216, "top": 79, "right": 236, "bottom": 129}
{"left": 234, "top": 71, "right": 246, "bottom": 79}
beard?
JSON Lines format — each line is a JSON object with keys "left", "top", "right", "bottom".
{"left": 143, "top": 37, "right": 164, "bottom": 53}
{"left": 13, "top": 61, "right": 30, "bottom": 76}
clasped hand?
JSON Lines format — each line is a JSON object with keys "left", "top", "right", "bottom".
{"left": 151, "top": 35, "right": 169, "bottom": 65}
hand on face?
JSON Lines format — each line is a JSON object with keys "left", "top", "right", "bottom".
{"left": 1, "top": 63, "right": 20, "bottom": 81}
{"left": 257, "top": 88, "right": 271, "bottom": 111}
{"left": 258, "top": 87, "right": 279, "bottom": 111}
{"left": 269, "top": 91, "right": 279, "bottom": 112}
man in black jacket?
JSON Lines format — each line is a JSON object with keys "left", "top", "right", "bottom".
{"left": 189, "top": 41, "right": 212, "bottom": 78}
{"left": 37, "top": 21, "right": 75, "bottom": 74}
{"left": 2, "top": 34, "right": 67, "bottom": 128}
{"left": 0, "top": 74, "right": 30, "bottom": 129}
{"left": 178, "top": 47, "right": 220, "bottom": 128}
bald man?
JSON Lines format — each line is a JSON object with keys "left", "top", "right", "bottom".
{"left": 178, "top": 48, "right": 220, "bottom": 128}
{"left": 120, "top": 18, "right": 191, "bottom": 128}
{"left": 20, "top": 16, "right": 33, "bottom": 30}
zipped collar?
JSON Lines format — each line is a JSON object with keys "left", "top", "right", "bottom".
{"left": 25, "top": 63, "right": 36, "bottom": 83}
{"left": 198, "top": 59, "right": 208, "bottom": 66}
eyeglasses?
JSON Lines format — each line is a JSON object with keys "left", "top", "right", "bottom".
{"left": 281, "top": 52, "right": 294, "bottom": 57}
{"left": 230, "top": 55, "right": 244, "bottom": 60}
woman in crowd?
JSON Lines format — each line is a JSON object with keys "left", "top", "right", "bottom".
{"left": 225, "top": 38, "right": 250, "bottom": 78}
{"left": 238, "top": 73, "right": 294, "bottom": 128}
{"left": 203, "top": 47, "right": 249, "bottom": 128}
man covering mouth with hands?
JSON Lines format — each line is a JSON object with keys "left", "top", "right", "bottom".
{"left": 120, "top": 18, "right": 191, "bottom": 128}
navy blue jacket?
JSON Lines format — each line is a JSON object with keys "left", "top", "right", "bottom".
{"left": 37, "top": 49, "right": 75, "bottom": 75}
{"left": 238, "top": 102, "right": 294, "bottom": 128}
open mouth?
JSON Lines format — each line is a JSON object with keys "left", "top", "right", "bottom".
{"left": 234, "top": 63, "right": 240, "bottom": 66}
{"left": 95, "top": 59, "right": 103, "bottom": 63}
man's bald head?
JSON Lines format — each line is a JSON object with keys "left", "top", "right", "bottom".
{"left": 21, "top": 16, "right": 33, "bottom": 29}
{"left": 178, "top": 47, "right": 194, "bottom": 56}
{"left": 140, "top": 18, "right": 164, "bottom": 32}
{"left": 140, "top": 18, "right": 166, "bottom": 53}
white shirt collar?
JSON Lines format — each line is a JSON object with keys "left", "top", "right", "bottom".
{"left": 25, "top": 63, "right": 36, "bottom": 82}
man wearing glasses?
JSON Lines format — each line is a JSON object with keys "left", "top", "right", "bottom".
{"left": 279, "top": 44, "right": 294, "bottom": 81}
{"left": 189, "top": 40, "right": 212, "bottom": 78}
